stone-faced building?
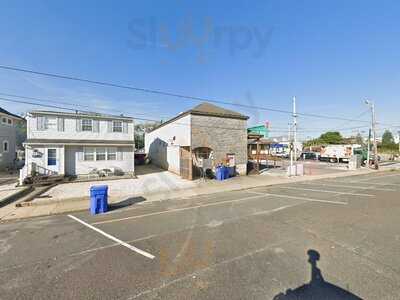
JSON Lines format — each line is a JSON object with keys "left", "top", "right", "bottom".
{"left": 0, "top": 107, "right": 24, "bottom": 170}
{"left": 145, "top": 102, "right": 249, "bottom": 179}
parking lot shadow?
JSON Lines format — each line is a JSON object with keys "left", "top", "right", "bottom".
{"left": 273, "top": 249, "right": 363, "bottom": 300}
{"left": 109, "top": 196, "right": 146, "bottom": 211}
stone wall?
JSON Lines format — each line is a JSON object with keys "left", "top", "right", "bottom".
{"left": 191, "top": 115, "right": 247, "bottom": 175}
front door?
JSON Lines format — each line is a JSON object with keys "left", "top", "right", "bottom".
{"left": 46, "top": 148, "right": 58, "bottom": 173}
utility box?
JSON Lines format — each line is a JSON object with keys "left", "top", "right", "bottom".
{"left": 348, "top": 155, "right": 362, "bottom": 170}
{"left": 287, "top": 164, "right": 304, "bottom": 176}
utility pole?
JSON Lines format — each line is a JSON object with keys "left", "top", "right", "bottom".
{"left": 289, "top": 122, "right": 293, "bottom": 176}
{"left": 293, "top": 96, "right": 298, "bottom": 172}
{"left": 365, "top": 100, "right": 378, "bottom": 169}
{"left": 367, "top": 128, "right": 371, "bottom": 167}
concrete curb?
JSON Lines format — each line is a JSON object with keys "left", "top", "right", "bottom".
{"left": 24, "top": 168, "right": 379, "bottom": 208}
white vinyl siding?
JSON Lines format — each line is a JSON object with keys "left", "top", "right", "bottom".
{"left": 28, "top": 114, "right": 134, "bottom": 142}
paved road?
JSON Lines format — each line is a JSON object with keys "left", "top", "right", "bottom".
{"left": 1, "top": 171, "right": 400, "bottom": 299}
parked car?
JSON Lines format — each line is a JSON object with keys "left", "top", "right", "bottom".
{"left": 298, "top": 152, "right": 319, "bottom": 160}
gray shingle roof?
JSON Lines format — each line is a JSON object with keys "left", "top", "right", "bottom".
{"left": 30, "top": 110, "right": 133, "bottom": 121}
{"left": 0, "top": 107, "right": 23, "bottom": 119}
{"left": 189, "top": 102, "right": 249, "bottom": 120}
{"left": 148, "top": 102, "right": 249, "bottom": 133}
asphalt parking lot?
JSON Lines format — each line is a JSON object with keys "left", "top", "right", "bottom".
{"left": 1, "top": 171, "right": 400, "bottom": 299}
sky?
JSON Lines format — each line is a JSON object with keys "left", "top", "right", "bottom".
{"left": 0, "top": 0, "right": 399, "bottom": 140}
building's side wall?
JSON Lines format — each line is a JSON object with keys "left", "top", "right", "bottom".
{"left": 145, "top": 115, "right": 191, "bottom": 172}
{"left": 27, "top": 114, "right": 134, "bottom": 142}
{"left": 0, "top": 118, "right": 18, "bottom": 169}
{"left": 191, "top": 115, "right": 248, "bottom": 175}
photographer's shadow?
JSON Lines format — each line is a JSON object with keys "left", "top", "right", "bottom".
{"left": 273, "top": 249, "right": 363, "bottom": 300}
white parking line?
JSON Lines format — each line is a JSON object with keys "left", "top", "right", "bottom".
{"left": 356, "top": 173, "right": 400, "bottom": 182}
{"left": 70, "top": 204, "right": 300, "bottom": 257}
{"left": 276, "top": 186, "right": 374, "bottom": 197}
{"left": 327, "top": 180, "right": 399, "bottom": 187}
{"left": 68, "top": 215, "right": 155, "bottom": 259}
{"left": 299, "top": 182, "right": 395, "bottom": 192}
{"left": 92, "top": 194, "right": 271, "bottom": 225}
{"left": 247, "top": 191, "right": 347, "bottom": 205}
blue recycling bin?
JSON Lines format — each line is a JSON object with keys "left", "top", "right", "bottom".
{"left": 223, "top": 166, "right": 230, "bottom": 179}
{"left": 226, "top": 166, "right": 235, "bottom": 178}
{"left": 215, "top": 166, "right": 224, "bottom": 181}
{"left": 90, "top": 185, "right": 108, "bottom": 215}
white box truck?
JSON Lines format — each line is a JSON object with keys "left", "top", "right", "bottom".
{"left": 320, "top": 144, "right": 362, "bottom": 163}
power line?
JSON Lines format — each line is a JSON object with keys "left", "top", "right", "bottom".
{"left": 0, "top": 92, "right": 172, "bottom": 120}
{"left": 0, "top": 95, "right": 370, "bottom": 134}
{"left": 0, "top": 64, "right": 370, "bottom": 123}
{"left": 0, "top": 96, "right": 370, "bottom": 135}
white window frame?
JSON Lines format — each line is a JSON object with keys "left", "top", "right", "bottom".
{"left": 82, "top": 119, "right": 93, "bottom": 132}
{"left": 84, "top": 147, "right": 119, "bottom": 161}
{"left": 47, "top": 148, "right": 57, "bottom": 166}
{"left": 83, "top": 147, "right": 95, "bottom": 161}
{"left": 44, "top": 116, "right": 57, "bottom": 130}
{"left": 1, "top": 117, "right": 12, "bottom": 126}
{"left": 3, "top": 140, "right": 9, "bottom": 153}
{"left": 96, "top": 147, "right": 106, "bottom": 161}
{"left": 107, "top": 147, "right": 117, "bottom": 160}
{"left": 112, "top": 121, "right": 123, "bottom": 133}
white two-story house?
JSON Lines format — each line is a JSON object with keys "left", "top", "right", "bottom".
{"left": 21, "top": 110, "right": 135, "bottom": 182}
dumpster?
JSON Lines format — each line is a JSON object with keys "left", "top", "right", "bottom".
{"left": 90, "top": 185, "right": 108, "bottom": 215}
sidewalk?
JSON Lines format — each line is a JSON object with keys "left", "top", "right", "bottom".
{"left": 0, "top": 167, "right": 384, "bottom": 221}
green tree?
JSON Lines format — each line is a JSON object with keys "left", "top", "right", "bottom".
{"left": 15, "top": 120, "right": 27, "bottom": 148}
{"left": 319, "top": 131, "right": 343, "bottom": 144}
{"left": 355, "top": 133, "right": 364, "bottom": 145}
{"left": 382, "top": 130, "right": 394, "bottom": 146}
{"left": 134, "top": 121, "right": 161, "bottom": 150}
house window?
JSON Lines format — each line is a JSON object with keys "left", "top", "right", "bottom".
{"left": 113, "top": 121, "right": 123, "bottom": 132}
{"left": 3, "top": 141, "right": 9, "bottom": 152}
{"left": 47, "top": 149, "right": 57, "bottom": 166}
{"left": 107, "top": 147, "right": 117, "bottom": 160}
{"left": 84, "top": 147, "right": 95, "bottom": 161}
{"left": 82, "top": 119, "right": 93, "bottom": 131}
{"left": 96, "top": 147, "right": 106, "bottom": 161}
{"left": 2, "top": 117, "right": 11, "bottom": 125}
{"left": 45, "top": 117, "right": 57, "bottom": 130}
